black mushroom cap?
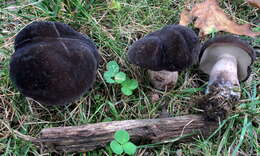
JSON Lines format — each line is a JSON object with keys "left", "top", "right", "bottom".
{"left": 10, "top": 21, "right": 100, "bottom": 106}
{"left": 199, "top": 35, "right": 256, "bottom": 82}
{"left": 127, "top": 24, "right": 201, "bottom": 72}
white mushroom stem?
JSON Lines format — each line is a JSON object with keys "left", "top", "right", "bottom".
{"left": 148, "top": 70, "right": 178, "bottom": 90}
{"left": 206, "top": 54, "right": 241, "bottom": 100}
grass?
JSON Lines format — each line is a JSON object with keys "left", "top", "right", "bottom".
{"left": 0, "top": 0, "right": 259, "bottom": 155}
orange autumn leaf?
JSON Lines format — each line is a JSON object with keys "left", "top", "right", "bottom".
{"left": 246, "top": 0, "right": 260, "bottom": 8}
{"left": 179, "top": 0, "right": 260, "bottom": 37}
{"left": 179, "top": 9, "right": 192, "bottom": 26}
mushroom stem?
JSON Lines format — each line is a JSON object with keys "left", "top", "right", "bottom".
{"left": 148, "top": 70, "right": 178, "bottom": 90}
{"left": 206, "top": 54, "right": 240, "bottom": 100}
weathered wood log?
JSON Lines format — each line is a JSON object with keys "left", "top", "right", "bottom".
{"left": 37, "top": 115, "right": 218, "bottom": 153}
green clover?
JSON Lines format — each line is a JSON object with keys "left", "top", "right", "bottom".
{"left": 106, "top": 61, "right": 119, "bottom": 74}
{"left": 121, "top": 87, "right": 133, "bottom": 96}
{"left": 104, "top": 71, "right": 115, "bottom": 84}
{"left": 123, "top": 142, "right": 137, "bottom": 155}
{"left": 121, "top": 79, "right": 138, "bottom": 95}
{"left": 110, "top": 130, "right": 137, "bottom": 155}
{"left": 114, "top": 72, "right": 126, "bottom": 83}
{"left": 103, "top": 61, "right": 138, "bottom": 96}
{"left": 114, "top": 129, "right": 130, "bottom": 144}
{"left": 104, "top": 61, "right": 120, "bottom": 84}
{"left": 110, "top": 140, "right": 123, "bottom": 154}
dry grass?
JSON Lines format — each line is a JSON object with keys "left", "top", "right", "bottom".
{"left": 0, "top": 0, "right": 259, "bottom": 155}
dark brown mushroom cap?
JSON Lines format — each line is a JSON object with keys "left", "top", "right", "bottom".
{"left": 127, "top": 24, "right": 200, "bottom": 71}
{"left": 14, "top": 21, "right": 100, "bottom": 62}
{"left": 10, "top": 21, "right": 99, "bottom": 106}
{"left": 199, "top": 35, "right": 256, "bottom": 81}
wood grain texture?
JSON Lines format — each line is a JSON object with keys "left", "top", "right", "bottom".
{"left": 37, "top": 115, "right": 218, "bottom": 153}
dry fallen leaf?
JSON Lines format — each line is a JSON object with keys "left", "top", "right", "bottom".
{"left": 246, "top": 0, "right": 260, "bottom": 8}
{"left": 179, "top": 0, "right": 260, "bottom": 37}
{"left": 179, "top": 9, "right": 192, "bottom": 26}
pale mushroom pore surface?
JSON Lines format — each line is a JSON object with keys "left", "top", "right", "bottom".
{"left": 199, "top": 45, "right": 252, "bottom": 81}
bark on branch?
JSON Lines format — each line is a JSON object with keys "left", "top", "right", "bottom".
{"left": 37, "top": 115, "right": 218, "bottom": 153}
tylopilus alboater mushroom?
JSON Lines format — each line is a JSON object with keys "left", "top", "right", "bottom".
{"left": 127, "top": 24, "right": 200, "bottom": 90}
{"left": 199, "top": 35, "right": 256, "bottom": 100}
{"left": 10, "top": 21, "right": 99, "bottom": 106}
{"left": 198, "top": 35, "right": 256, "bottom": 120}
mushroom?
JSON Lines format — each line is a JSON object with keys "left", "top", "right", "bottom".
{"left": 127, "top": 24, "right": 200, "bottom": 90}
{"left": 199, "top": 35, "right": 256, "bottom": 101}
{"left": 10, "top": 21, "right": 99, "bottom": 106}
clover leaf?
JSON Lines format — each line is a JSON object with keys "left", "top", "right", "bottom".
{"left": 110, "top": 130, "right": 137, "bottom": 155}
{"left": 106, "top": 61, "right": 119, "bottom": 74}
{"left": 121, "top": 87, "right": 133, "bottom": 96}
{"left": 103, "top": 60, "right": 138, "bottom": 96}
{"left": 104, "top": 61, "right": 120, "bottom": 83}
{"left": 122, "top": 79, "right": 138, "bottom": 90}
{"left": 123, "top": 142, "right": 137, "bottom": 155}
{"left": 114, "top": 130, "right": 130, "bottom": 144}
{"left": 120, "top": 79, "right": 138, "bottom": 95}
{"left": 104, "top": 71, "right": 115, "bottom": 83}
{"left": 110, "top": 140, "right": 123, "bottom": 154}
{"left": 114, "top": 72, "right": 126, "bottom": 83}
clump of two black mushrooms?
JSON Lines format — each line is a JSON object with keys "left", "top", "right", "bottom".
{"left": 9, "top": 21, "right": 256, "bottom": 153}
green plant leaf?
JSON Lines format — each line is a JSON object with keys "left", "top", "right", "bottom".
{"left": 114, "top": 72, "right": 126, "bottom": 83}
{"left": 106, "top": 61, "right": 119, "bottom": 74}
{"left": 122, "top": 79, "right": 138, "bottom": 90}
{"left": 114, "top": 130, "right": 130, "bottom": 144}
{"left": 104, "top": 71, "right": 115, "bottom": 83}
{"left": 110, "top": 0, "right": 121, "bottom": 10}
{"left": 107, "top": 101, "right": 120, "bottom": 120}
{"left": 110, "top": 140, "right": 123, "bottom": 154}
{"left": 123, "top": 142, "right": 137, "bottom": 155}
{"left": 121, "top": 87, "right": 133, "bottom": 96}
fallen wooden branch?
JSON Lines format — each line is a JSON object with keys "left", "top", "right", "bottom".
{"left": 37, "top": 115, "right": 218, "bottom": 153}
